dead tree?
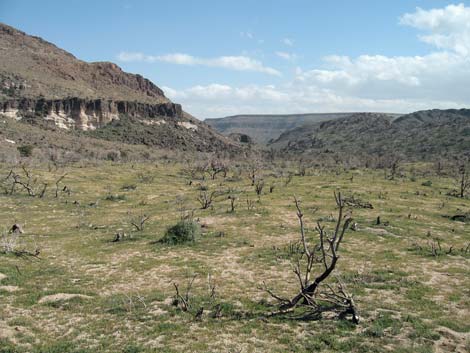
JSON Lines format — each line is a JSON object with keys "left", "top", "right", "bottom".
{"left": 4, "top": 167, "right": 54, "bottom": 198}
{"left": 387, "top": 157, "right": 400, "bottom": 180}
{"left": 265, "top": 192, "right": 357, "bottom": 322}
{"left": 246, "top": 197, "right": 255, "bottom": 211}
{"left": 284, "top": 172, "right": 293, "bottom": 186}
{"left": 248, "top": 162, "right": 260, "bottom": 186}
{"left": 7, "top": 167, "right": 37, "bottom": 196}
{"left": 298, "top": 158, "right": 307, "bottom": 177}
{"left": 228, "top": 195, "right": 237, "bottom": 213}
{"left": 255, "top": 179, "right": 265, "bottom": 196}
{"left": 208, "top": 159, "right": 228, "bottom": 180}
{"left": 173, "top": 275, "right": 197, "bottom": 312}
{"left": 55, "top": 174, "right": 67, "bottom": 198}
{"left": 130, "top": 213, "right": 151, "bottom": 231}
{"left": 456, "top": 163, "right": 470, "bottom": 198}
{"left": 197, "top": 190, "right": 217, "bottom": 209}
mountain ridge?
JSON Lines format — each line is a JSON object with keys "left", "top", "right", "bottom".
{"left": 269, "top": 110, "right": 470, "bottom": 161}
{"left": 206, "top": 112, "right": 401, "bottom": 144}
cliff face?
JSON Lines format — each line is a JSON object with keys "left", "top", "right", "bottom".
{"left": 0, "top": 22, "right": 182, "bottom": 131}
{"left": 1, "top": 97, "right": 182, "bottom": 130}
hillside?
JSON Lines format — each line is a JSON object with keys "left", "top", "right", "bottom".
{"left": 0, "top": 23, "right": 240, "bottom": 152}
{"left": 0, "top": 23, "right": 169, "bottom": 103}
{"left": 270, "top": 110, "right": 470, "bottom": 160}
{"left": 206, "top": 113, "right": 401, "bottom": 144}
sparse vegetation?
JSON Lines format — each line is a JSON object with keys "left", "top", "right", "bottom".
{"left": 0, "top": 159, "right": 468, "bottom": 352}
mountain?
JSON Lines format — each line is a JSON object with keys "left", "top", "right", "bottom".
{"left": 206, "top": 113, "right": 400, "bottom": 144}
{"left": 0, "top": 23, "right": 240, "bottom": 152}
{"left": 270, "top": 110, "right": 470, "bottom": 161}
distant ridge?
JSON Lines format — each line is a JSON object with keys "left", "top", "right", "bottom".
{"left": 269, "top": 110, "right": 470, "bottom": 161}
{"left": 206, "top": 112, "right": 401, "bottom": 144}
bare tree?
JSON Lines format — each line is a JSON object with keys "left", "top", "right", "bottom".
{"left": 455, "top": 162, "right": 470, "bottom": 198}
{"left": 246, "top": 197, "right": 255, "bottom": 211}
{"left": 383, "top": 156, "right": 400, "bottom": 180}
{"left": 129, "top": 213, "right": 151, "bottom": 232}
{"left": 227, "top": 191, "right": 239, "bottom": 213}
{"left": 55, "top": 174, "right": 67, "bottom": 198}
{"left": 248, "top": 162, "right": 261, "bottom": 186}
{"left": 4, "top": 166, "right": 47, "bottom": 197}
{"left": 265, "top": 192, "right": 358, "bottom": 323}
{"left": 255, "top": 179, "right": 265, "bottom": 196}
{"left": 298, "top": 158, "right": 307, "bottom": 177}
{"left": 173, "top": 275, "right": 197, "bottom": 312}
{"left": 284, "top": 172, "right": 293, "bottom": 186}
{"left": 197, "top": 190, "right": 217, "bottom": 209}
{"left": 208, "top": 159, "right": 229, "bottom": 180}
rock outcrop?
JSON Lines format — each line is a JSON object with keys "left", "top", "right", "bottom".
{"left": 1, "top": 97, "right": 182, "bottom": 130}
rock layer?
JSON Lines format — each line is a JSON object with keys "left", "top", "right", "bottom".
{"left": 1, "top": 98, "right": 182, "bottom": 130}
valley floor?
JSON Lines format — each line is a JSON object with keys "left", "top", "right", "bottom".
{"left": 0, "top": 162, "right": 469, "bottom": 352}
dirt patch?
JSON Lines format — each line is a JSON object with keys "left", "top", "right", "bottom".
{"left": 0, "top": 285, "right": 19, "bottom": 292}
{"left": 435, "top": 326, "right": 470, "bottom": 353}
{"left": 0, "top": 273, "right": 7, "bottom": 281}
{"left": 0, "top": 320, "right": 16, "bottom": 342}
{"left": 364, "top": 227, "right": 398, "bottom": 237}
{"left": 38, "top": 293, "right": 93, "bottom": 304}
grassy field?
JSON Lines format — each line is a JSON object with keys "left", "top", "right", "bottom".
{"left": 0, "top": 162, "right": 469, "bottom": 352}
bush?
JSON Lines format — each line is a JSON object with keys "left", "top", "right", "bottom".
{"left": 106, "top": 150, "right": 121, "bottom": 161}
{"left": 105, "top": 194, "right": 127, "bottom": 201}
{"left": 421, "top": 180, "right": 433, "bottom": 187}
{"left": 160, "top": 220, "right": 200, "bottom": 245}
{"left": 17, "top": 145, "right": 34, "bottom": 157}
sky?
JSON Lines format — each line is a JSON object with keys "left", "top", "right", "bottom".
{"left": 1, "top": 0, "right": 470, "bottom": 119}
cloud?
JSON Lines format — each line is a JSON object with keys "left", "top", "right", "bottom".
{"left": 400, "top": 3, "right": 470, "bottom": 55}
{"left": 281, "top": 38, "right": 294, "bottom": 46}
{"left": 163, "top": 82, "right": 463, "bottom": 119}
{"left": 129, "top": 4, "right": 470, "bottom": 118}
{"left": 117, "top": 52, "right": 281, "bottom": 76}
{"left": 275, "top": 51, "right": 298, "bottom": 61}
{"left": 240, "top": 31, "right": 254, "bottom": 39}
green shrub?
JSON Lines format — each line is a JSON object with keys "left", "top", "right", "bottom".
{"left": 160, "top": 220, "right": 201, "bottom": 245}
{"left": 421, "top": 180, "right": 432, "bottom": 187}
{"left": 17, "top": 145, "right": 34, "bottom": 157}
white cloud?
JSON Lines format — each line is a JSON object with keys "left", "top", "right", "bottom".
{"left": 117, "top": 52, "right": 281, "bottom": 76}
{"left": 275, "top": 51, "right": 297, "bottom": 61}
{"left": 129, "top": 4, "right": 470, "bottom": 118}
{"left": 281, "top": 38, "right": 294, "bottom": 46}
{"left": 163, "top": 82, "right": 464, "bottom": 119}
{"left": 240, "top": 31, "right": 254, "bottom": 39}
{"left": 400, "top": 3, "right": 470, "bottom": 55}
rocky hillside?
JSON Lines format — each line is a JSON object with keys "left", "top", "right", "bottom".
{"left": 0, "top": 23, "right": 240, "bottom": 152}
{"left": 0, "top": 23, "right": 169, "bottom": 104}
{"left": 270, "top": 110, "right": 470, "bottom": 161}
{"left": 206, "top": 113, "right": 377, "bottom": 144}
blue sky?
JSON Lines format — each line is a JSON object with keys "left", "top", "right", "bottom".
{"left": 1, "top": 0, "right": 470, "bottom": 118}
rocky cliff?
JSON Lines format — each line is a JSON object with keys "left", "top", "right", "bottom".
{"left": 1, "top": 97, "right": 182, "bottom": 130}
